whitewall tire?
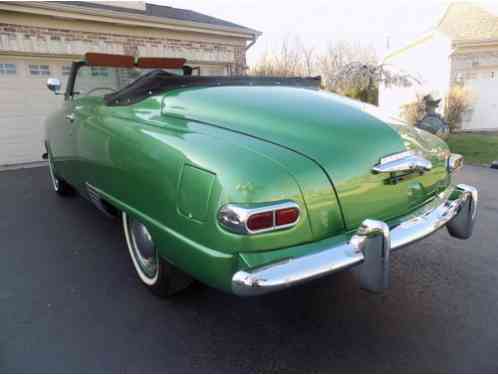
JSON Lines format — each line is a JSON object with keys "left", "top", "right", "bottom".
{"left": 122, "top": 212, "right": 192, "bottom": 297}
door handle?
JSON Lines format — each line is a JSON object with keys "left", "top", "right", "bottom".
{"left": 65, "top": 114, "right": 75, "bottom": 123}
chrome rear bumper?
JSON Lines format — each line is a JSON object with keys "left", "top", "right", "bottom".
{"left": 232, "top": 184, "right": 478, "bottom": 296}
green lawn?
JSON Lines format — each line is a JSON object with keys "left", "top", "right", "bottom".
{"left": 447, "top": 133, "right": 498, "bottom": 166}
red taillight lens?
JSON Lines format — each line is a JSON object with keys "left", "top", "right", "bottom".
{"left": 219, "top": 202, "right": 300, "bottom": 235}
{"left": 247, "top": 211, "right": 274, "bottom": 232}
{"left": 276, "top": 207, "right": 299, "bottom": 226}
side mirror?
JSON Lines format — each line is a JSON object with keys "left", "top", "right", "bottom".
{"left": 47, "top": 78, "right": 61, "bottom": 94}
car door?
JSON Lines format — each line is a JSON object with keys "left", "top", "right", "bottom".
{"left": 59, "top": 94, "right": 85, "bottom": 188}
{"left": 48, "top": 63, "right": 84, "bottom": 189}
{"left": 43, "top": 62, "right": 79, "bottom": 185}
{"left": 67, "top": 64, "right": 124, "bottom": 192}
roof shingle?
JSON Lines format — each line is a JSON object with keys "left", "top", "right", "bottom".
{"left": 57, "top": 1, "right": 257, "bottom": 34}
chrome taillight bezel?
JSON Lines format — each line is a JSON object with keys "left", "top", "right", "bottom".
{"left": 218, "top": 201, "right": 300, "bottom": 235}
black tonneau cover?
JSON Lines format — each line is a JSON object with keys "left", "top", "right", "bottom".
{"left": 104, "top": 70, "right": 322, "bottom": 106}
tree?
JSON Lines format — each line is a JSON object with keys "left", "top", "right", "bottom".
{"left": 329, "top": 62, "right": 418, "bottom": 105}
{"left": 249, "top": 37, "right": 306, "bottom": 77}
{"left": 317, "top": 41, "right": 376, "bottom": 91}
{"left": 249, "top": 38, "right": 418, "bottom": 105}
{"left": 331, "top": 62, "right": 415, "bottom": 90}
{"left": 299, "top": 40, "right": 316, "bottom": 77}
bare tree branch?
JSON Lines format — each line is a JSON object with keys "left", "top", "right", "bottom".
{"left": 249, "top": 38, "right": 417, "bottom": 104}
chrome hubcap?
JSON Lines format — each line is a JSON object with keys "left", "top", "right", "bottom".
{"left": 47, "top": 154, "right": 59, "bottom": 191}
{"left": 128, "top": 219, "right": 158, "bottom": 278}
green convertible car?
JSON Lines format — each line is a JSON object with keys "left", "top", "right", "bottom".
{"left": 44, "top": 53, "right": 478, "bottom": 297}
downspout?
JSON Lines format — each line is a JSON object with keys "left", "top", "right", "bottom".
{"left": 245, "top": 34, "right": 258, "bottom": 52}
{"left": 241, "top": 34, "right": 258, "bottom": 74}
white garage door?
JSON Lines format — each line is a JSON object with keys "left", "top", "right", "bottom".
{"left": 0, "top": 57, "right": 72, "bottom": 167}
{"left": 463, "top": 78, "right": 498, "bottom": 131}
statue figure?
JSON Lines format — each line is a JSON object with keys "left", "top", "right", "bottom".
{"left": 415, "top": 95, "right": 450, "bottom": 139}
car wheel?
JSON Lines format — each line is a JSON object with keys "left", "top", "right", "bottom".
{"left": 122, "top": 212, "right": 192, "bottom": 297}
{"left": 47, "top": 151, "right": 74, "bottom": 196}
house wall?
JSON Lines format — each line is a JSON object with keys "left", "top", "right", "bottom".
{"left": 0, "top": 10, "right": 248, "bottom": 74}
{"left": 0, "top": 6, "right": 254, "bottom": 166}
{"left": 451, "top": 45, "right": 498, "bottom": 130}
{"left": 379, "top": 33, "right": 452, "bottom": 118}
{"left": 380, "top": 1, "right": 498, "bottom": 131}
{"left": 451, "top": 45, "right": 498, "bottom": 82}
{"left": 462, "top": 78, "right": 498, "bottom": 130}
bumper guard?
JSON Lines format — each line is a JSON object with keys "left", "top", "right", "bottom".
{"left": 232, "top": 184, "right": 478, "bottom": 296}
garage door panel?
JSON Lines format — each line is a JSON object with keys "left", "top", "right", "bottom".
{"left": 0, "top": 116, "right": 46, "bottom": 131}
{"left": 0, "top": 114, "right": 49, "bottom": 166}
{"left": 0, "top": 93, "right": 65, "bottom": 115}
{"left": 0, "top": 58, "right": 72, "bottom": 166}
{"left": 0, "top": 131, "right": 44, "bottom": 141}
{"left": 0, "top": 143, "right": 45, "bottom": 165}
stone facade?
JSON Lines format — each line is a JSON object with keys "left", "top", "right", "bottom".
{"left": 0, "top": 22, "right": 247, "bottom": 74}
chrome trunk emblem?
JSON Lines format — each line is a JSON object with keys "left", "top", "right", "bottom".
{"left": 373, "top": 150, "right": 432, "bottom": 174}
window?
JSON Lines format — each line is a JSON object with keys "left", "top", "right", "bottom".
{"left": 0, "top": 63, "right": 16, "bottom": 75}
{"left": 29, "top": 64, "right": 50, "bottom": 76}
{"left": 73, "top": 66, "right": 152, "bottom": 96}
{"left": 62, "top": 64, "right": 72, "bottom": 76}
{"left": 90, "top": 67, "right": 109, "bottom": 77}
{"left": 71, "top": 66, "right": 185, "bottom": 97}
{"left": 73, "top": 66, "right": 118, "bottom": 96}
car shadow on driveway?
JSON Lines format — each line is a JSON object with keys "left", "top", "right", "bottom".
{"left": 1, "top": 165, "right": 497, "bottom": 373}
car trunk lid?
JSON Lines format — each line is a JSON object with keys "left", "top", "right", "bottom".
{"left": 161, "top": 86, "right": 449, "bottom": 230}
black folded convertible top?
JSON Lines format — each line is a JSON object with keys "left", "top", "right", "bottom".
{"left": 104, "top": 70, "right": 322, "bottom": 106}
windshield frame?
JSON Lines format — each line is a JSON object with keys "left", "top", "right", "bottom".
{"left": 65, "top": 61, "right": 185, "bottom": 100}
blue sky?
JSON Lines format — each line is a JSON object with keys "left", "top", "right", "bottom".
{"left": 153, "top": 0, "right": 449, "bottom": 64}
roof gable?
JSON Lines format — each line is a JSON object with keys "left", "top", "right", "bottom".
{"left": 438, "top": 2, "right": 498, "bottom": 41}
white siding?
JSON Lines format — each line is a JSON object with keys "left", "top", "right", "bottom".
{"left": 462, "top": 78, "right": 498, "bottom": 130}
{"left": 380, "top": 32, "right": 453, "bottom": 117}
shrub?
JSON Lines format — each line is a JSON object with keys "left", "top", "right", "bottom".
{"left": 400, "top": 95, "right": 426, "bottom": 126}
{"left": 343, "top": 86, "right": 379, "bottom": 105}
{"left": 444, "top": 86, "right": 475, "bottom": 131}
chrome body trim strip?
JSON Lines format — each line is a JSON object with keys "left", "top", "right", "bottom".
{"left": 85, "top": 182, "right": 115, "bottom": 218}
{"left": 232, "top": 184, "right": 478, "bottom": 296}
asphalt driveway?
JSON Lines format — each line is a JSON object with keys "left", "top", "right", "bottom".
{"left": 1, "top": 165, "right": 497, "bottom": 373}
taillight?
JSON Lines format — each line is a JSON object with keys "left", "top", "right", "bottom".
{"left": 218, "top": 201, "right": 300, "bottom": 235}
{"left": 247, "top": 211, "right": 274, "bottom": 232}
{"left": 276, "top": 207, "right": 300, "bottom": 226}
